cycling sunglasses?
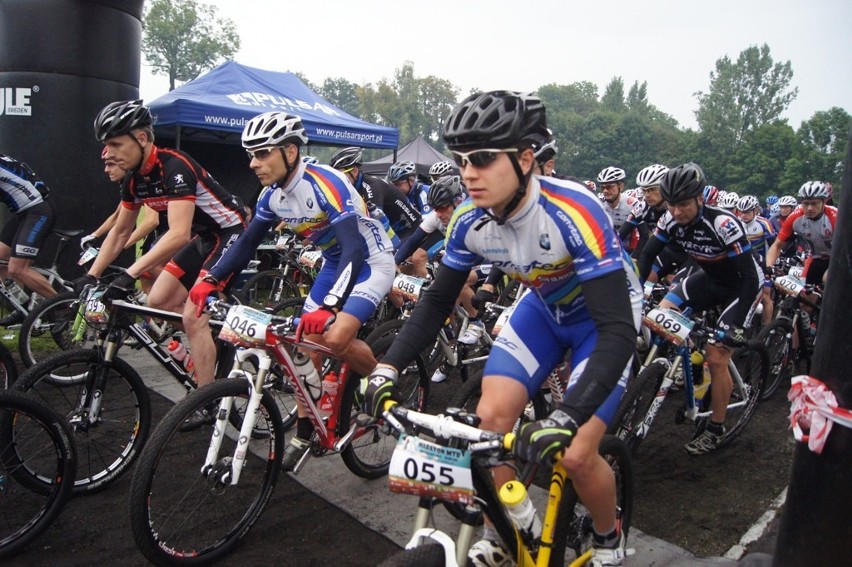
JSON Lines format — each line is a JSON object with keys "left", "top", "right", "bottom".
{"left": 451, "top": 148, "right": 518, "bottom": 168}
{"left": 246, "top": 147, "right": 278, "bottom": 160}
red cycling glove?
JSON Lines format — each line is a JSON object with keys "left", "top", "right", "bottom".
{"left": 188, "top": 280, "right": 219, "bottom": 317}
{"left": 296, "top": 308, "right": 336, "bottom": 341}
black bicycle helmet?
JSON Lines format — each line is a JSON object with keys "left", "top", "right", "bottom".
{"left": 330, "top": 146, "right": 363, "bottom": 170}
{"left": 94, "top": 99, "right": 152, "bottom": 142}
{"left": 660, "top": 163, "right": 706, "bottom": 203}
{"left": 427, "top": 175, "right": 465, "bottom": 209}
{"left": 443, "top": 90, "right": 548, "bottom": 150}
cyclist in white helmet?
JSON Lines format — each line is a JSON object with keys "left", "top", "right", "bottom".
{"left": 428, "top": 159, "right": 455, "bottom": 183}
{"left": 597, "top": 166, "right": 639, "bottom": 252}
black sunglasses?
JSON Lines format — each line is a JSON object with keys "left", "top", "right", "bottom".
{"left": 451, "top": 148, "right": 518, "bottom": 168}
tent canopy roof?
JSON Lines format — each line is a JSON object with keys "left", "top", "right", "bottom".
{"left": 361, "top": 136, "right": 457, "bottom": 177}
{"left": 148, "top": 61, "right": 398, "bottom": 149}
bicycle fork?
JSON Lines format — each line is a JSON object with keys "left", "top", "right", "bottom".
{"left": 202, "top": 347, "right": 271, "bottom": 486}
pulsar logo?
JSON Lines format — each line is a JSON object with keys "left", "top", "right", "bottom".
{"left": 225, "top": 91, "right": 341, "bottom": 117}
{"left": 539, "top": 233, "right": 551, "bottom": 250}
{"left": 0, "top": 87, "right": 35, "bottom": 116}
{"left": 174, "top": 174, "right": 185, "bottom": 185}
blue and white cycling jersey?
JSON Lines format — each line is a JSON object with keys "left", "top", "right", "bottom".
{"left": 0, "top": 154, "right": 49, "bottom": 213}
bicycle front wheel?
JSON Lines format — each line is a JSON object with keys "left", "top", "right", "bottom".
{"left": 609, "top": 361, "right": 667, "bottom": 456}
{"left": 129, "top": 379, "right": 284, "bottom": 566}
{"left": 236, "top": 269, "right": 301, "bottom": 310}
{"left": 18, "top": 291, "right": 96, "bottom": 368}
{"left": 719, "top": 340, "right": 768, "bottom": 444}
{"left": 550, "top": 435, "right": 633, "bottom": 566}
{"left": 378, "top": 543, "right": 446, "bottom": 567}
{"left": 338, "top": 334, "right": 431, "bottom": 479}
{"left": 0, "top": 390, "right": 76, "bottom": 559}
{"left": 756, "top": 318, "right": 793, "bottom": 401}
{"left": 12, "top": 349, "right": 151, "bottom": 494}
{"left": 0, "top": 343, "right": 18, "bottom": 389}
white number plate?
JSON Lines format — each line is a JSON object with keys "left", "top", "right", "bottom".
{"left": 219, "top": 304, "right": 272, "bottom": 347}
{"left": 775, "top": 275, "right": 805, "bottom": 297}
{"left": 491, "top": 304, "right": 516, "bottom": 337}
{"left": 77, "top": 247, "right": 99, "bottom": 266}
{"left": 298, "top": 249, "right": 323, "bottom": 269}
{"left": 643, "top": 307, "right": 693, "bottom": 346}
{"left": 83, "top": 288, "right": 108, "bottom": 325}
{"left": 390, "top": 274, "right": 426, "bottom": 302}
{"left": 788, "top": 266, "right": 804, "bottom": 279}
{"left": 643, "top": 281, "right": 656, "bottom": 300}
{"left": 388, "top": 434, "right": 474, "bottom": 504}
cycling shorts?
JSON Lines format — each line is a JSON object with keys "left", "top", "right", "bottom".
{"left": 164, "top": 226, "right": 243, "bottom": 290}
{"left": 483, "top": 292, "right": 633, "bottom": 426}
{"left": 303, "top": 250, "right": 395, "bottom": 323}
{"left": 0, "top": 200, "right": 55, "bottom": 259}
{"left": 664, "top": 269, "right": 760, "bottom": 330}
{"left": 803, "top": 257, "right": 829, "bottom": 286}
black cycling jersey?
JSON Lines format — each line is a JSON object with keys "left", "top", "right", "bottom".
{"left": 121, "top": 146, "right": 246, "bottom": 236}
{"left": 356, "top": 173, "right": 421, "bottom": 240}
{"left": 0, "top": 154, "right": 50, "bottom": 213}
{"left": 618, "top": 202, "right": 665, "bottom": 258}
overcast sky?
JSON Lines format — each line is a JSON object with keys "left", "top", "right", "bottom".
{"left": 139, "top": 0, "right": 852, "bottom": 131}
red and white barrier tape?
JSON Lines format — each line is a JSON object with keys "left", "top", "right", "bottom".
{"left": 788, "top": 375, "right": 852, "bottom": 454}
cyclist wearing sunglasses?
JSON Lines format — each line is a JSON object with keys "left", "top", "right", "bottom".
{"left": 386, "top": 160, "right": 442, "bottom": 278}
{"left": 189, "top": 111, "right": 395, "bottom": 468}
{"left": 361, "top": 90, "right": 641, "bottom": 566}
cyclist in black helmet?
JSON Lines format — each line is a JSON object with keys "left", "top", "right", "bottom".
{"left": 362, "top": 91, "right": 641, "bottom": 566}
{"left": 637, "top": 163, "right": 762, "bottom": 455}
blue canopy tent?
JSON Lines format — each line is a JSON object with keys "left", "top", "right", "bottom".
{"left": 148, "top": 61, "right": 398, "bottom": 149}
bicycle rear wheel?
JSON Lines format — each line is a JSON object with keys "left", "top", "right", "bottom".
{"left": 338, "top": 334, "right": 431, "bottom": 479}
{"left": 18, "top": 291, "right": 97, "bottom": 368}
{"left": 0, "top": 390, "right": 76, "bottom": 559}
{"left": 12, "top": 349, "right": 150, "bottom": 494}
{"left": 756, "top": 318, "right": 793, "bottom": 401}
{"left": 550, "top": 435, "right": 633, "bottom": 566}
{"left": 0, "top": 342, "right": 18, "bottom": 389}
{"left": 129, "top": 379, "right": 283, "bottom": 566}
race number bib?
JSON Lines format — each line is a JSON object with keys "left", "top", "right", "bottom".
{"left": 83, "top": 288, "right": 108, "bottom": 325}
{"left": 390, "top": 274, "right": 427, "bottom": 303}
{"left": 775, "top": 275, "right": 806, "bottom": 297}
{"left": 77, "top": 246, "right": 99, "bottom": 266}
{"left": 388, "top": 434, "right": 474, "bottom": 504}
{"left": 788, "top": 265, "right": 804, "bottom": 279}
{"left": 219, "top": 304, "right": 272, "bottom": 347}
{"left": 491, "top": 304, "right": 516, "bottom": 337}
{"left": 298, "top": 249, "right": 323, "bottom": 269}
{"left": 643, "top": 307, "right": 694, "bottom": 346}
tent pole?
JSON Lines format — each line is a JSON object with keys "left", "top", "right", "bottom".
{"left": 175, "top": 126, "right": 181, "bottom": 150}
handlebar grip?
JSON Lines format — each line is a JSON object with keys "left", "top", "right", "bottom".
{"left": 502, "top": 432, "right": 516, "bottom": 451}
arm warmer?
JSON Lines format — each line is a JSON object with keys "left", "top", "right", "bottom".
{"left": 329, "top": 215, "right": 365, "bottom": 300}
{"left": 558, "top": 270, "right": 637, "bottom": 426}
{"left": 394, "top": 226, "right": 428, "bottom": 264}
{"left": 636, "top": 235, "right": 666, "bottom": 282}
{"left": 380, "top": 264, "right": 470, "bottom": 370}
{"left": 208, "top": 216, "right": 275, "bottom": 281}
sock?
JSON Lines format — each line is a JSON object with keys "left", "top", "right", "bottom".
{"left": 592, "top": 525, "right": 619, "bottom": 548}
{"left": 296, "top": 417, "right": 313, "bottom": 440}
{"left": 707, "top": 420, "right": 725, "bottom": 435}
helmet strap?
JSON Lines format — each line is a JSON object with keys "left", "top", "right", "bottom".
{"left": 486, "top": 153, "right": 532, "bottom": 225}
{"left": 278, "top": 146, "right": 298, "bottom": 185}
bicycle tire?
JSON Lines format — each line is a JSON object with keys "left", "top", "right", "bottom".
{"left": 17, "top": 291, "right": 97, "bottom": 368}
{"left": 717, "top": 340, "right": 768, "bottom": 445}
{"left": 12, "top": 349, "right": 151, "bottom": 494}
{"left": 0, "top": 342, "right": 18, "bottom": 389}
{"left": 236, "top": 269, "right": 302, "bottom": 309}
{"left": 378, "top": 543, "right": 446, "bottom": 567}
{"left": 338, "top": 334, "right": 431, "bottom": 479}
{"left": 756, "top": 318, "right": 794, "bottom": 401}
{"left": 129, "top": 379, "right": 284, "bottom": 566}
{"left": 0, "top": 390, "right": 76, "bottom": 558}
{"left": 609, "top": 361, "right": 667, "bottom": 456}
{"left": 550, "top": 434, "right": 633, "bottom": 566}
{"left": 364, "top": 319, "right": 444, "bottom": 370}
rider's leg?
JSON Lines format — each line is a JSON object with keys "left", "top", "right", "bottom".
{"left": 705, "top": 343, "right": 733, "bottom": 424}
{"left": 7, "top": 256, "right": 56, "bottom": 298}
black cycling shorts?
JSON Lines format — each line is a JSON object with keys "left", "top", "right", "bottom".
{"left": 664, "top": 269, "right": 760, "bottom": 331}
{"left": 164, "top": 225, "right": 243, "bottom": 290}
{"left": 0, "top": 200, "right": 55, "bottom": 259}
{"left": 803, "top": 257, "right": 830, "bottom": 286}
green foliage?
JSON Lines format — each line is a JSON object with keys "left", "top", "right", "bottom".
{"left": 143, "top": 0, "right": 240, "bottom": 91}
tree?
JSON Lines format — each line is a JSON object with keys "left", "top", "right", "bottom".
{"left": 601, "top": 77, "right": 626, "bottom": 112}
{"left": 318, "top": 77, "right": 361, "bottom": 117}
{"left": 142, "top": 0, "right": 240, "bottom": 91}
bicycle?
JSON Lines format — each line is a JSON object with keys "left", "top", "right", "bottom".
{"left": 377, "top": 403, "right": 633, "bottom": 567}
{"left": 756, "top": 270, "right": 821, "bottom": 401}
{"left": 0, "top": 389, "right": 76, "bottom": 558}
{"left": 0, "top": 342, "right": 18, "bottom": 389}
{"left": 9, "top": 287, "right": 249, "bottom": 494}
{"left": 236, "top": 232, "right": 320, "bottom": 309}
{"left": 610, "top": 286, "right": 769, "bottom": 456}
{"left": 127, "top": 299, "right": 431, "bottom": 565}
{"left": 0, "top": 227, "right": 83, "bottom": 327}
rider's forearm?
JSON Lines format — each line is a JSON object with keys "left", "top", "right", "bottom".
{"left": 89, "top": 226, "right": 131, "bottom": 277}
{"left": 765, "top": 240, "right": 783, "bottom": 268}
{"left": 126, "top": 229, "right": 190, "bottom": 278}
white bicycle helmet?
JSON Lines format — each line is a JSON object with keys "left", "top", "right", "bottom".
{"left": 428, "top": 160, "right": 454, "bottom": 178}
{"left": 770, "top": 203, "right": 780, "bottom": 216}
{"left": 596, "top": 166, "right": 626, "bottom": 184}
{"left": 241, "top": 111, "right": 308, "bottom": 150}
{"left": 736, "top": 195, "right": 760, "bottom": 213}
{"left": 387, "top": 161, "right": 417, "bottom": 182}
{"left": 636, "top": 164, "right": 669, "bottom": 188}
{"left": 798, "top": 181, "right": 829, "bottom": 199}
{"left": 777, "top": 195, "right": 798, "bottom": 207}
{"left": 718, "top": 191, "right": 740, "bottom": 209}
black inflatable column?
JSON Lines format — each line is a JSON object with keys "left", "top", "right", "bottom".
{"left": 0, "top": 0, "right": 145, "bottom": 274}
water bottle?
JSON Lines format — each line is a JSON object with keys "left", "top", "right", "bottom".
{"left": 318, "top": 371, "right": 339, "bottom": 418}
{"left": 184, "top": 355, "right": 196, "bottom": 381}
{"left": 294, "top": 351, "right": 322, "bottom": 401}
{"left": 689, "top": 350, "right": 711, "bottom": 402}
{"left": 498, "top": 480, "right": 542, "bottom": 540}
{"left": 168, "top": 339, "right": 188, "bottom": 363}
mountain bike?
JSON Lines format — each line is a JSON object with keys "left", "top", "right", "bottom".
{"left": 0, "top": 343, "right": 18, "bottom": 389}
{"left": 236, "top": 233, "right": 320, "bottom": 309}
{"left": 610, "top": 292, "right": 769, "bottom": 456}
{"left": 757, "top": 271, "right": 821, "bottom": 401}
{"left": 0, "top": 227, "right": 83, "bottom": 327}
{"left": 9, "top": 288, "right": 247, "bottom": 494}
{"left": 377, "top": 403, "right": 633, "bottom": 567}
{"left": 0, "top": 389, "right": 76, "bottom": 558}
{"left": 127, "top": 299, "right": 431, "bottom": 566}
